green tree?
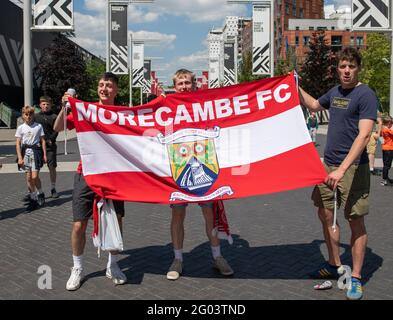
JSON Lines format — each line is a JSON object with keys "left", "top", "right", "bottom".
{"left": 360, "top": 33, "right": 391, "bottom": 113}
{"left": 84, "top": 58, "right": 105, "bottom": 102}
{"left": 85, "top": 60, "right": 143, "bottom": 106}
{"left": 34, "top": 34, "right": 89, "bottom": 108}
{"left": 238, "top": 51, "right": 267, "bottom": 83}
{"left": 300, "top": 30, "right": 338, "bottom": 99}
{"left": 275, "top": 46, "right": 298, "bottom": 76}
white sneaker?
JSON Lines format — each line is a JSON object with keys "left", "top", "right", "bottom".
{"left": 66, "top": 267, "right": 84, "bottom": 291}
{"left": 106, "top": 263, "right": 127, "bottom": 285}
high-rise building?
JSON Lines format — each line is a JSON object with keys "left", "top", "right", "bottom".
{"left": 274, "top": 0, "right": 325, "bottom": 58}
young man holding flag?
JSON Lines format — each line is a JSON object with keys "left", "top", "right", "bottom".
{"left": 165, "top": 69, "right": 234, "bottom": 281}
{"left": 298, "top": 48, "right": 377, "bottom": 300}
{"left": 54, "top": 72, "right": 127, "bottom": 291}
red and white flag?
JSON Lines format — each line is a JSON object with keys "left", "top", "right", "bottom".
{"left": 69, "top": 73, "right": 326, "bottom": 204}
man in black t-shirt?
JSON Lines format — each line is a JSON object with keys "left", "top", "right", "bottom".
{"left": 298, "top": 48, "right": 377, "bottom": 300}
{"left": 35, "top": 96, "right": 59, "bottom": 198}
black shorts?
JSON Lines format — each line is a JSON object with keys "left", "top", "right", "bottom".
{"left": 46, "top": 144, "right": 57, "bottom": 168}
{"left": 72, "top": 173, "right": 125, "bottom": 222}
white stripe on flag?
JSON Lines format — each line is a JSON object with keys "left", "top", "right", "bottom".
{"left": 79, "top": 106, "right": 311, "bottom": 176}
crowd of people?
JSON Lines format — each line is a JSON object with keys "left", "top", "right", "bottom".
{"left": 11, "top": 47, "right": 393, "bottom": 300}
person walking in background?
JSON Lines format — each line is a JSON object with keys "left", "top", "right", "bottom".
{"left": 16, "top": 106, "right": 47, "bottom": 211}
{"left": 35, "top": 96, "right": 59, "bottom": 198}
{"left": 307, "top": 112, "right": 319, "bottom": 145}
{"left": 381, "top": 115, "right": 393, "bottom": 186}
{"left": 367, "top": 125, "right": 380, "bottom": 175}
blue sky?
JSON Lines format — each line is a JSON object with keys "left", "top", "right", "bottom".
{"left": 72, "top": 0, "right": 350, "bottom": 85}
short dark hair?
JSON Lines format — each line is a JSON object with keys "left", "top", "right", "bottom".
{"left": 100, "top": 72, "right": 119, "bottom": 86}
{"left": 39, "top": 95, "right": 52, "bottom": 104}
{"left": 337, "top": 47, "right": 362, "bottom": 67}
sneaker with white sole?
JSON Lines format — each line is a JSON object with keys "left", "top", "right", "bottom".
{"left": 213, "top": 256, "right": 234, "bottom": 276}
{"left": 106, "top": 263, "right": 127, "bottom": 285}
{"left": 66, "top": 267, "right": 84, "bottom": 291}
{"left": 166, "top": 259, "right": 183, "bottom": 280}
{"left": 37, "top": 192, "right": 45, "bottom": 206}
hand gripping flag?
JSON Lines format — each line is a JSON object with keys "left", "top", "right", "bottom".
{"left": 69, "top": 73, "right": 326, "bottom": 204}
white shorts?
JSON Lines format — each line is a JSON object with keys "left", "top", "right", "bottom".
{"left": 23, "top": 149, "right": 39, "bottom": 172}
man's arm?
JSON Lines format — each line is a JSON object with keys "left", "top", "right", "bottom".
{"left": 53, "top": 107, "right": 66, "bottom": 132}
{"left": 54, "top": 92, "right": 73, "bottom": 132}
{"left": 325, "top": 119, "right": 374, "bottom": 190}
{"left": 298, "top": 87, "right": 325, "bottom": 112}
{"left": 41, "top": 136, "right": 47, "bottom": 163}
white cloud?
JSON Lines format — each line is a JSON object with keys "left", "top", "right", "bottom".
{"left": 83, "top": 0, "right": 160, "bottom": 23}
{"left": 73, "top": 12, "right": 176, "bottom": 57}
{"left": 178, "top": 50, "right": 209, "bottom": 64}
{"left": 330, "top": 0, "right": 351, "bottom": 9}
{"left": 151, "top": 0, "right": 248, "bottom": 23}
{"left": 73, "top": 12, "right": 106, "bottom": 57}
{"left": 130, "top": 31, "right": 176, "bottom": 49}
{"left": 84, "top": 0, "right": 105, "bottom": 12}
{"left": 83, "top": 0, "right": 247, "bottom": 24}
{"left": 153, "top": 50, "right": 208, "bottom": 85}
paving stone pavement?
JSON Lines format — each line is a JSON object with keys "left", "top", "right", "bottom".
{"left": 0, "top": 132, "right": 392, "bottom": 300}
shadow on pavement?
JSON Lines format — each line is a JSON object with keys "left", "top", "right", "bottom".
{"left": 0, "top": 189, "right": 73, "bottom": 220}
{"left": 83, "top": 236, "right": 383, "bottom": 286}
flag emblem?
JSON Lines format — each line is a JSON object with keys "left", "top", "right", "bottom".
{"left": 168, "top": 139, "right": 219, "bottom": 196}
{"left": 158, "top": 127, "right": 235, "bottom": 202}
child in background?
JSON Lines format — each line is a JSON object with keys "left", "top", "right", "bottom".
{"left": 367, "top": 127, "right": 380, "bottom": 175}
{"left": 15, "top": 106, "right": 47, "bottom": 211}
{"left": 307, "top": 112, "right": 319, "bottom": 144}
{"left": 381, "top": 115, "right": 393, "bottom": 186}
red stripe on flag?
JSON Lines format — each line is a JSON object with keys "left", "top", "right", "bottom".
{"left": 84, "top": 143, "right": 326, "bottom": 203}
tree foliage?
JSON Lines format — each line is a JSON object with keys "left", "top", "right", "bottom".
{"left": 275, "top": 46, "right": 298, "bottom": 76}
{"left": 359, "top": 33, "right": 391, "bottom": 113}
{"left": 300, "top": 31, "right": 338, "bottom": 99}
{"left": 84, "top": 58, "right": 105, "bottom": 102}
{"left": 34, "top": 34, "right": 89, "bottom": 108}
{"left": 84, "top": 60, "right": 141, "bottom": 106}
{"left": 238, "top": 51, "right": 267, "bottom": 83}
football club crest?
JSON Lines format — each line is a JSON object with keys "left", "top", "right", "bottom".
{"left": 157, "top": 127, "right": 234, "bottom": 202}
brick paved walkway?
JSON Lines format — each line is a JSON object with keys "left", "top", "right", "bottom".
{"left": 0, "top": 131, "right": 392, "bottom": 300}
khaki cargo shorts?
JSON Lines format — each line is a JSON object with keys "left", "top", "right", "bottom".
{"left": 312, "top": 162, "right": 370, "bottom": 221}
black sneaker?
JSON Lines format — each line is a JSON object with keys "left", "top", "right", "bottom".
{"left": 26, "top": 200, "right": 39, "bottom": 212}
{"left": 37, "top": 193, "right": 45, "bottom": 206}
{"left": 308, "top": 262, "right": 341, "bottom": 279}
{"left": 381, "top": 180, "right": 393, "bottom": 186}
{"left": 51, "top": 188, "right": 59, "bottom": 198}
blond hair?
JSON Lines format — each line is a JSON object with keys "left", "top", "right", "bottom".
{"left": 22, "top": 105, "right": 35, "bottom": 114}
{"left": 172, "top": 68, "right": 195, "bottom": 86}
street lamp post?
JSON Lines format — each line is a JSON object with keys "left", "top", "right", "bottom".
{"left": 23, "top": 0, "right": 32, "bottom": 106}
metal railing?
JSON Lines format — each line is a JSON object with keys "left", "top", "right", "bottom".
{"left": 0, "top": 102, "right": 20, "bottom": 129}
